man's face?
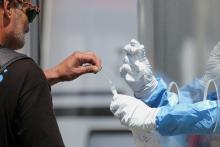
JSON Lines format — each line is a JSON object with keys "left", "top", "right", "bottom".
{"left": 4, "top": 7, "right": 29, "bottom": 49}
{"left": 2, "top": 0, "right": 38, "bottom": 49}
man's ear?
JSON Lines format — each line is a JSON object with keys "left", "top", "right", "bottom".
{"left": 3, "top": 0, "right": 12, "bottom": 20}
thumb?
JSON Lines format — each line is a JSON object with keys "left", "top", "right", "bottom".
{"left": 112, "top": 93, "right": 119, "bottom": 101}
{"left": 113, "top": 94, "right": 128, "bottom": 101}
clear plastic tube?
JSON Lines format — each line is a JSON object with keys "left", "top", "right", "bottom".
{"left": 99, "top": 71, "right": 118, "bottom": 96}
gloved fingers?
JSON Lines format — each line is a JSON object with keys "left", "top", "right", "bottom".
{"left": 110, "top": 100, "right": 118, "bottom": 114}
{"left": 120, "top": 104, "right": 139, "bottom": 124}
{"left": 120, "top": 64, "right": 143, "bottom": 83}
{"left": 111, "top": 103, "right": 131, "bottom": 121}
{"left": 130, "top": 39, "right": 141, "bottom": 46}
{"left": 124, "top": 39, "right": 145, "bottom": 55}
{"left": 110, "top": 94, "right": 158, "bottom": 133}
{"left": 110, "top": 94, "right": 128, "bottom": 113}
{"left": 122, "top": 56, "right": 152, "bottom": 77}
{"left": 123, "top": 51, "right": 147, "bottom": 70}
{"left": 133, "top": 61, "right": 145, "bottom": 73}
{"left": 123, "top": 55, "right": 130, "bottom": 64}
{"left": 112, "top": 95, "right": 144, "bottom": 124}
{"left": 111, "top": 100, "right": 127, "bottom": 115}
{"left": 122, "top": 55, "right": 140, "bottom": 73}
{"left": 124, "top": 48, "right": 146, "bottom": 67}
{"left": 124, "top": 44, "right": 136, "bottom": 55}
{"left": 110, "top": 94, "right": 138, "bottom": 117}
{"left": 111, "top": 94, "right": 134, "bottom": 106}
{"left": 120, "top": 64, "right": 132, "bottom": 78}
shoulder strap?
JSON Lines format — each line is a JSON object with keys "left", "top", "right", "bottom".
{"left": 0, "top": 48, "right": 30, "bottom": 73}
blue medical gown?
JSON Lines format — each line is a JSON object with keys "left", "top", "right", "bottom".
{"left": 141, "top": 78, "right": 219, "bottom": 136}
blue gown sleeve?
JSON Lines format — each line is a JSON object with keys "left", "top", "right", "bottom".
{"left": 143, "top": 78, "right": 206, "bottom": 107}
{"left": 143, "top": 78, "right": 179, "bottom": 107}
{"left": 144, "top": 78, "right": 208, "bottom": 107}
{"left": 156, "top": 100, "right": 218, "bottom": 136}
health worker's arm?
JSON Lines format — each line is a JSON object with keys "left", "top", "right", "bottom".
{"left": 156, "top": 100, "right": 219, "bottom": 136}
{"left": 145, "top": 77, "right": 217, "bottom": 108}
{"left": 144, "top": 78, "right": 206, "bottom": 107}
{"left": 111, "top": 92, "right": 220, "bottom": 136}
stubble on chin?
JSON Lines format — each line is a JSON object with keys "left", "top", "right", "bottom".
{"left": 5, "top": 32, "right": 25, "bottom": 50}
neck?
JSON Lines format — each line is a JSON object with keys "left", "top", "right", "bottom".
{"left": 0, "top": 31, "right": 5, "bottom": 49}
{"left": 0, "top": 31, "right": 4, "bottom": 48}
{"left": 0, "top": 11, "right": 6, "bottom": 49}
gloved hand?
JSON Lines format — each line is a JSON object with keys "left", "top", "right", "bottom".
{"left": 202, "top": 42, "right": 220, "bottom": 84}
{"left": 120, "top": 39, "right": 158, "bottom": 99}
{"left": 110, "top": 94, "right": 160, "bottom": 132}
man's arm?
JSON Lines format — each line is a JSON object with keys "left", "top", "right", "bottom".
{"left": 44, "top": 51, "right": 102, "bottom": 85}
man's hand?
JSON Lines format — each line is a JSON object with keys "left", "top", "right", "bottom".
{"left": 44, "top": 51, "right": 102, "bottom": 85}
{"left": 120, "top": 39, "right": 158, "bottom": 99}
{"left": 110, "top": 94, "right": 160, "bottom": 132}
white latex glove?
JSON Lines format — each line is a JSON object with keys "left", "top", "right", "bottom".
{"left": 120, "top": 39, "right": 158, "bottom": 99}
{"left": 132, "top": 130, "right": 161, "bottom": 147}
{"left": 202, "top": 42, "right": 220, "bottom": 84}
{"left": 110, "top": 94, "right": 160, "bottom": 132}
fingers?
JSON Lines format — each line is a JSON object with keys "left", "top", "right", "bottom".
{"left": 84, "top": 52, "right": 102, "bottom": 69}
{"left": 74, "top": 65, "right": 99, "bottom": 75}
{"left": 121, "top": 40, "right": 153, "bottom": 79}
{"left": 123, "top": 40, "right": 147, "bottom": 70}
{"left": 74, "top": 51, "right": 102, "bottom": 73}
{"left": 110, "top": 94, "right": 121, "bottom": 114}
{"left": 123, "top": 55, "right": 130, "bottom": 64}
{"left": 110, "top": 94, "right": 126, "bottom": 115}
{"left": 123, "top": 39, "right": 145, "bottom": 55}
{"left": 120, "top": 62, "right": 141, "bottom": 79}
{"left": 120, "top": 64, "right": 132, "bottom": 78}
{"left": 110, "top": 94, "right": 141, "bottom": 124}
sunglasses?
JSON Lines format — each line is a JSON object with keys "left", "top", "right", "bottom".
{"left": 14, "top": 0, "right": 40, "bottom": 23}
